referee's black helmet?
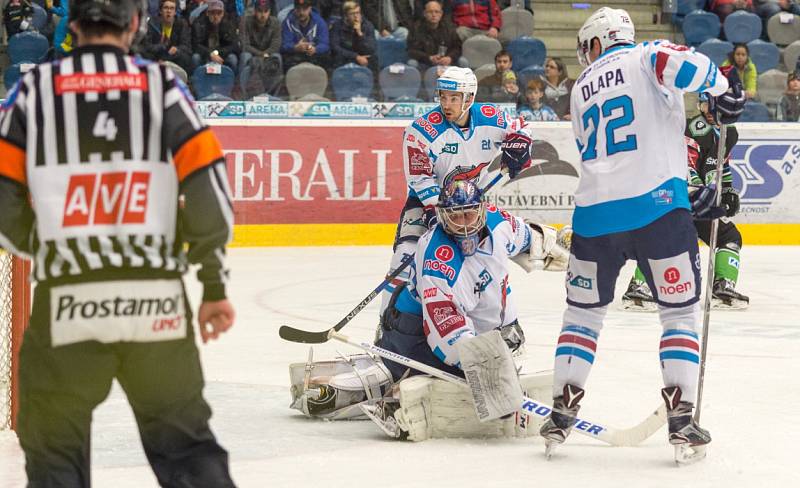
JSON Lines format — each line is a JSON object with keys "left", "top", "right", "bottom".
{"left": 69, "top": 0, "right": 146, "bottom": 30}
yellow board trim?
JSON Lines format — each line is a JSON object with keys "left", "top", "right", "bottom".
{"left": 231, "top": 223, "right": 800, "bottom": 246}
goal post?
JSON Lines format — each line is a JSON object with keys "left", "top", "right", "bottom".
{"left": 0, "top": 253, "right": 31, "bottom": 431}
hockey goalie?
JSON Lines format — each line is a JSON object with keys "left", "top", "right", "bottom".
{"left": 289, "top": 179, "right": 570, "bottom": 441}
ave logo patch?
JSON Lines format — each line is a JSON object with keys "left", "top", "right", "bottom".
{"left": 63, "top": 171, "right": 150, "bottom": 227}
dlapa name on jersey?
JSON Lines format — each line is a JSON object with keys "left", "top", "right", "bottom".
{"left": 50, "top": 279, "right": 187, "bottom": 346}
{"left": 581, "top": 68, "right": 626, "bottom": 102}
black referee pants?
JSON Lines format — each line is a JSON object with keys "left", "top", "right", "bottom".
{"left": 17, "top": 281, "right": 235, "bottom": 488}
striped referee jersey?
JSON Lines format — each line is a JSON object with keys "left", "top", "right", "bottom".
{"left": 0, "top": 45, "right": 233, "bottom": 301}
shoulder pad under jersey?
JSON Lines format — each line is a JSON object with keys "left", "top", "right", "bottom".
{"left": 471, "top": 103, "right": 508, "bottom": 129}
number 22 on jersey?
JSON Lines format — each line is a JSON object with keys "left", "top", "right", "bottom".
{"left": 578, "top": 95, "right": 637, "bottom": 162}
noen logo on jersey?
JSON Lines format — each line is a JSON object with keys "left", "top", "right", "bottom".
{"left": 423, "top": 259, "right": 457, "bottom": 281}
{"left": 63, "top": 171, "right": 150, "bottom": 227}
{"left": 660, "top": 267, "right": 691, "bottom": 295}
{"left": 434, "top": 245, "right": 454, "bottom": 262}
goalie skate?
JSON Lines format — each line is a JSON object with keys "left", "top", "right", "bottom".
{"left": 360, "top": 400, "right": 407, "bottom": 440}
{"left": 620, "top": 279, "right": 657, "bottom": 312}
{"left": 711, "top": 279, "right": 749, "bottom": 310}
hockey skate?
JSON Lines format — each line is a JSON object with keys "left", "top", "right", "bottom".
{"left": 359, "top": 399, "right": 408, "bottom": 440}
{"left": 620, "top": 278, "right": 657, "bottom": 312}
{"left": 661, "top": 387, "right": 711, "bottom": 465}
{"left": 711, "top": 278, "right": 749, "bottom": 310}
{"left": 540, "top": 385, "right": 584, "bottom": 459}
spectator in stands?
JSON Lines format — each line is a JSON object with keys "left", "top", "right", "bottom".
{"left": 363, "top": 0, "right": 413, "bottom": 40}
{"left": 3, "top": 0, "right": 34, "bottom": 38}
{"left": 754, "top": 0, "right": 800, "bottom": 20}
{"left": 518, "top": 78, "right": 559, "bottom": 121}
{"left": 51, "top": 0, "right": 73, "bottom": 57}
{"left": 483, "top": 69, "right": 519, "bottom": 103}
{"left": 331, "top": 1, "right": 379, "bottom": 73}
{"left": 708, "top": 0, "right": 754, "bottom": 23}
{"left": 497, "top": 0, "right": 532, "bottom": 13}
{"left": 319, "top": 0, "right": 346, "bottom": 20}
{"left": 407, "top": 0, "right": 466, "bottom": 72}
{"left": 541, "top": 56, "right": 574, "bottom": 121}
{"left": 281, "top": 0, "right": 331, "bottom": 71}
{"left": 191, "top": 0, "right": 242, "bottom": 72}
{"left": 722, "top": 43, "right": 758, "bottom": 99}
{"left": 451, "top": 0, "right": 501, "bottom": 41}
{"left": 142, "top": 0, "right": 193, "bottom": 72}
{"left": 477, "top": 49, "right": 512, "bottom": 101}
{"left": 241, "top": 0, "right": 283, "bottom": 97}
{"left": 777, "top": 71, "right": 800, "bottom": 120}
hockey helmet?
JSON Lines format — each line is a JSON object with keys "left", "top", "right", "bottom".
{"left": 436, "top": 179, "right": 487, "bottom": 256}
{"left": 437, "top": 67, "right": 478, "bottom": 118}
{"left": 577, "top": 7, "right": 635, "bottom": 67}
{"left": 70, "top": 0, "right": 147, "bottom": 32}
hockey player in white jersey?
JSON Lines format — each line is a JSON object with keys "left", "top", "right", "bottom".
{"left": 378, "top": 66, "right": 536, "bottom": 323}
{"left": 538, "top": 7, "right": 745, "bottom": 463}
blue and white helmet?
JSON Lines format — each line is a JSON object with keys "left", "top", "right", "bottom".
{"left": 436, "top": 179, "right": 487, "bottom": 256}
{"left": 437, "top": 67, "right": 478, "bottom": 113}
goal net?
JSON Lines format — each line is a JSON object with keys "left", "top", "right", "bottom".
{"left": 0, "top": 253, "right": 30, "bottom": 430}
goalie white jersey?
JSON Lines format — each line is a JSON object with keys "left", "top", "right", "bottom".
{"left": 570, "top": 40, "right": 729, "bottom": 237}
{"left": 403, "top": 103, "right": 532, "bottom": 208}
{"left": 393, "top": 206, "right": 532, "bottom": 367}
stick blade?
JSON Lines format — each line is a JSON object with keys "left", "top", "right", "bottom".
{"left": 278, "top": 324, "right": 331, "bottom": 344}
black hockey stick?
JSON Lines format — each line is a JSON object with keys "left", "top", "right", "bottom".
{"left": 279, "top": 171, "right": 506, "bottom": 344}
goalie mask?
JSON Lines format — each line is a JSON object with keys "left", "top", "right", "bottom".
{"left": 436, "top": 179, "right": 487, "bottom": 256}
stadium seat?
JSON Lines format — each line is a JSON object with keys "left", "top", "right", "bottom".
{"left": 163, "top": 61, "right": 188, "bottom": 85}
{"left": 671, "top": 0, "right": 702, "bottom": 27}
{"left": 276, "top": 0, "right": 293, "bottom": 13}
{"left": 767, "top": 13, "right": 800, "bottom": 47}
{"left": 506, "top": 36, "right": 546, "bottom": 71}
{"left": 682, "top": 10, "right": 720, "bottom": 46}
{"left": 739, "top": 101, "right": 771, "bottom": 122}
{"left": 783, "top": 40, "right": 800, "bottom": 73}
{"left": 723, "top": 11, "right": 762, "bottom": 44}
{"left": 191, "top": 64, "right": 236, "bottom": 99}
{"left": 756, "top": 69, "right": 788, "bottom": 109}
{"left": 278, "top": 6, "right": 292, "bottom": 24}
{"left": 331, "top": 64, "right": 374, "bottom": 101}
{"left": 747, "top": 40, "right": 780, "bottom": 73}
{"left": 462, "top": 35, "right": 502, "bottom": 70}
{"left": 379, "top": 64, "right": 421, "bottom": 101}
{"left": 474, "top": 63, "right": 496, "bottom": 82}
{"left": 516, "top": 65, "right": 545, "bottom": 92}
{"left": 499, "top": 7, "right": 534, "bottom": 44}
{"left": 31, "top": 3, "right": 48, "bottom": 32}
{"left": 376, "top": 37, "right": 408, "bottom": 69}
{"left": 286, "top": 62, "right": 328, "bottom": 100}
{"left": 8, "top": 32, "right": 49, "bottom": 64}
{"left": 423, "top": 66, "right": 440, "bottom": 101}
{"left": 3, "top": 64, "right": 22, "bottom": 90}
{"left": 697, "top": 39, "right": 734, "bottom": 67}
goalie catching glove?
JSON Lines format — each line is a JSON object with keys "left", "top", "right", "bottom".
{"left": 512, "top": 222, "right": 571, "bottom": 272}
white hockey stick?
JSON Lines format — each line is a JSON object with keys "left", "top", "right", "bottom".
{"left": 328, "top": 330, "right": 667, "bottom": 447}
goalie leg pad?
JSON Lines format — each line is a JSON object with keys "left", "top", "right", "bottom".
{"left": 393, "top": 372, "right": 553, "bottom": 441}
{"left": 289, "top": 351, "right": 392, "bottom": 420}
{"left": 456, "top": 330, "right": 524, "bottom": 422}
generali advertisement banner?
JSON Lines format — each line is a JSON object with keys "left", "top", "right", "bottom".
{"left": 210, "top": 121, "right": 800, "bottom": 245}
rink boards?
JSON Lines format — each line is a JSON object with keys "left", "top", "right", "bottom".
{"left": 206, "top": 120, "right": 800, "bottom": 246}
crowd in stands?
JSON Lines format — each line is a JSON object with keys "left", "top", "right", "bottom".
{"left": 4, "top": 0, "right": 800, "bottom": 121}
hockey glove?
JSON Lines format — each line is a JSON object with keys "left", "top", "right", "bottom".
{"left": 500, "top": 132, "right": 533, "bottom": 179}
{"left": 422, "top": 205, "right": 438, "bottom": 229}
{"left": 689, "top": 184, "right": 726, "bottom": 220}
{"left": 713, "top": 66, "right": 746, "bottom": 125}
{"left": 720, "top": 186, "right": 740, "bottom": 217}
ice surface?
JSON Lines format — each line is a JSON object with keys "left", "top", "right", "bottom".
{"left": 2, "top": 246, "right": 799, "bottom": 487}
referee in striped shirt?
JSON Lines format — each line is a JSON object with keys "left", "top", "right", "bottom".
{"left": 0, "top": 1, "right": 237, "bottom": 485}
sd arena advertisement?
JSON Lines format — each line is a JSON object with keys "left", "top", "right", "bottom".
{"left": 209, "top": 120, "right": 800, "bottom": 245}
